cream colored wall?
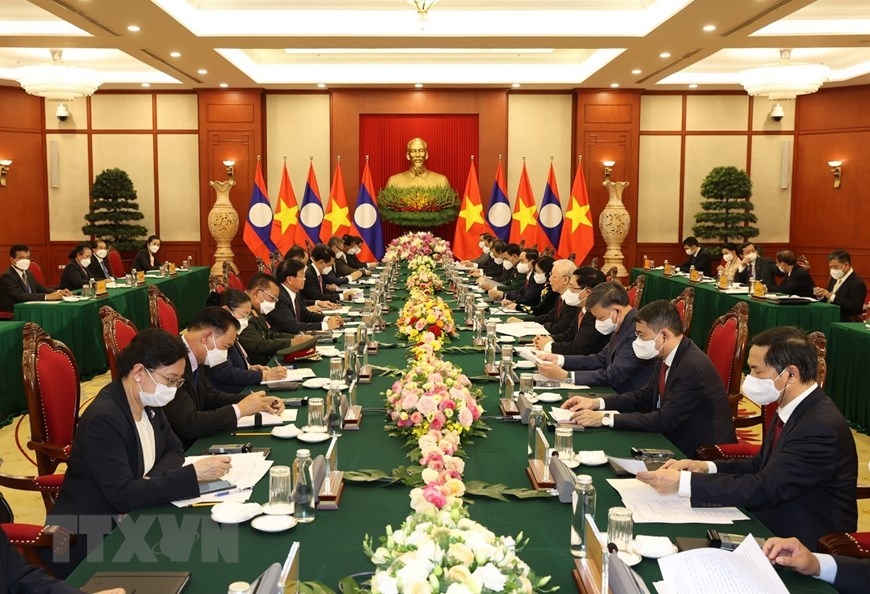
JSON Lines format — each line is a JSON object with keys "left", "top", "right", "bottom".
{"left": 157, "top": 134, "right": 200, "bottom": 241}
{"left": 156, "top": 95, "right": 198, "bottom": 130}
{"left": 750, "top": 135, "right": 793, "bottom": 243}
{"left": 507, "top": 94, "right": 572, "bottom": 208}
{"left": 683, "top": 136, "right": 748, "bottom": 237}
{"left": 265, "top": 94, "right": 331, "bottom": 209}
{"left": 92, "top": 95, "right": 153, "bottom": 130}
{"left": 640, "top": 95, "right": 682, "bottom": 132}
{"left": 637, "top": 136, "right": 682, "bottom": 242}
{"left": 46, "top": 134, "right": 90, "bottom": 241}
{"left": 686, "top": 95, "right": 749, "bottom": 131}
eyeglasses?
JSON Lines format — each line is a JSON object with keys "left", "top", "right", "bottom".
{"left": 232, "top": 308, "right": 252, "bottom": 320}
{"left": 149, "top": 369, "right": 185, "bottom": 388}
{"left": 258, "top": 289, "right": 279, "bottom": 302}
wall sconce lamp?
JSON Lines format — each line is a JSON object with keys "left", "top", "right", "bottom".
{"left": 0, "top": 160, "right": 11, "bottom": 187}
{"left": 827, "top": 161, "right": 842, "bottom": 189}
{"left": 603, "top": 160, "right": 616, "bottom": 181}
{"left": 222, "top": 160, "right": 236, "bottom": 180}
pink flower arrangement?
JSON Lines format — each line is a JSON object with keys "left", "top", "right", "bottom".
{"left": 383, "top": 231, "right": 453, "bottom": 263}
{"left": 396, "top": 292, "right": 456, "bottom": 346}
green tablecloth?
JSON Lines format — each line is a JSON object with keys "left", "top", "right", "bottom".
{"left": 0, "top": 321, "right": 26, "bottom": 419}
{"left": 12, "top": 267, "right": 210, "bottom": 379}
{"left": 827, "top": 322, "right": 870, "bottom": 432}
{"left": 630, "top": 268, "right": 840, "bottom": 349}
{"left": 66, "top": 276, "right": 833, "bottom": 594}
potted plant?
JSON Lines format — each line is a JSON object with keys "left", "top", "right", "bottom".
{"left": 692, "top": 166, "right": 759, "bottom": 253}
{"left": 82, "top": 168, "right": 148, "bottom": 252}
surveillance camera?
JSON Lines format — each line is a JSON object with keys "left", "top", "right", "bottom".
{"left": 56, "top": 104, "right": 70, "bottom": 122}
{"left": 770, "top": 103, "right": 785, "bottom": 122}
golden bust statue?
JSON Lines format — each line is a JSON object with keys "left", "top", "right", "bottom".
{"left": 385, "top": 137, "right": 450, "bottom": 188}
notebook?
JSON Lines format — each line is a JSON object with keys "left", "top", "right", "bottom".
{"left": 80, "top": 571, "right": 190, "bottom": 594}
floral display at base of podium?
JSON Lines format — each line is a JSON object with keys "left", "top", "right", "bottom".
{"left": 377, "top": 186, "right": 460, "bottom": 229}
{"left": 383, "top": 231, "right": 452, "bottom": 263}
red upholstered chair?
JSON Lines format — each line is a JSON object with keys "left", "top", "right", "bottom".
{"left": 0, "top": 490, "right": 72, "bottom": 574}
{"left": 209, "top": 275, "right": 227, "bottom": 295}
{"left": 223, "top": 261, "right": 244, "bottom": 290}
{"left": 21, "top": 323, "right": 80, "bottom": 477}
{"left": 107, "top": 249, "right": 126, "bottom": 278}
{"left": 227, "top": 271, "right": 244, "bottom": 291}
{"left": 28, "top": 261, "right": 46, "bottom": 286}
{"left": 670, "top": 287, "right": 695, "bottom": 336}
{"left": 819, "top": 485, "right": 870, "bottom": 557}
{"left": 626, "top": 274, "right": 645, "bottom": 308}
{"left": 0, "top": 473, "right": 63, "bottom": 515}
{"left": 99, "top": 305, "right": 139, "bottom": 380}
{"left": 148, "top": 285, "right": 179, "bottom": 335}
{"left": 605, "top": 266, "right": 618, "bottom": 284}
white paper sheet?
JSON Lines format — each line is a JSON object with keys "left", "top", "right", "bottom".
{"left": 175, "top": 452, "right": 273, "bottom": 507}
{"left": 533, "top": 373, "right": 586, "bottom": 390}
{"left": 548, "top": 407, "right": 575, "bottom": 423}
{"left": 316, "top": 346, "right": 342, "bottom": 358}
{"left": 607, "top": 456, "right": 648, "bottom": 475}
{"left": 260, "top": 367, "right": 315, "bottom": 384}
{"left": 496, "top": 322, "right": 548, "bottom": 337}
{"left": 606, "top": 478, "right": 748, "bottom": 524}
{"left": 237, "top": 412, "right": 284, "bottom": 428}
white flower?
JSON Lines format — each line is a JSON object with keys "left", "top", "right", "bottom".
{"left": 448, "top": 542, "right": 475, "bottom": 566}
{"left": 372, "top": 572, "right": 399, "bottom": 594}
{"left": 371, "top": 546, "right": 391, "bottom": 565}
{"left": 397, "top": 556, "right": 435, "bottom": 590}
{"left": 472, "top": 563, "right": 508, "bottom": 592}
{"left": 421, "top": 467, "right": 440, "bottom": 485}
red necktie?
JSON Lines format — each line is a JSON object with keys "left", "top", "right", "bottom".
{"left": 658, "top": 362, "right": 669, "bottom": 405}
{"left": 294, "top": 295, "right": 302, "bottom": 320}
{"left": 318, "top": 273, "right": 323, "bottom": 293}
{"left": 556, "top": 298, "right": 563, "bottom": 317}
{"left": 770, "top": 414, "right": 784, "bottom": 448}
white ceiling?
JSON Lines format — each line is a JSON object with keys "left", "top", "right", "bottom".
{"left": 0, "top": 0, "right": 869, "bottom": 92}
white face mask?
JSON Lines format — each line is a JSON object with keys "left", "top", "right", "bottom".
{"left": 323, "top": 266, "right": 333, "bottom": 275}
{"left": 632, "top": 334, "right": 662, "bottom": 360}
{"left": 684, "top": 247, "right": 694, "bottom": 256}
{"left": 149, "top": 244, "right": 160, "bottom": 254}
{"left": 139, "top": 369, "right": 177, "bottom": 407}
{"left": 746, "top": 252, "right": 758, "bottom": 262}
{"left": 777, "top": 264, "right": 786, "bottom": 273}
{"left": 533, "top": 272, "right": 547, "bottom": 285}
{"left": 741, "top": 370, "right": 787, "bottom": 406}
{"left": 14, "top": 258, "right": 31, "bottom": 272}
{"left": 478, "top": 241, "right": 485, "bottom": 249}
{"left": 595, "top": 311, "right": 619, "bottom": 335}
{"left": 722, "top": 253, "right": 734, "bottom": 263}
{"left": 236, "top": 316, "right": 249, "bottom": 333}
{"left": 493, "top": 257, "right": 504, "bottom": 265}
{"left": 503, "top": 260, "right": 514, "bottom": 270}
{"left": 562, "top": 289, "right": 582, "bottom": 307}
{"left": 204, "top": 334, "right": 229, "bottom": 367}
{"left": 830, "top": 268, "right": 845, "bottom": 280}
{"left": 260, "top": 299, "right": 276, "bottom": 315}
{"left": 336, "top": 251, "right": 346, "bottom": 259}
{"left": 483, "top": 247, "right": 491, "bottom": 255}
{"left": 80, "top": 257, "right": 92, "bottom": 268}
{"left": 351, "top": 247, "right": 361, "bottom": 255}
{"left": 517, "top": 262, "right": 530, "bottom": 274}
{"left": 95, "top": 249, "right": 108, "bottom": 259}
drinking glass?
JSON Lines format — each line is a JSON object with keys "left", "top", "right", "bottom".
{"left": 519, "top": 373, "right": 535, "bottom": 399}
{"left": 607, "top": 507, "right": 634, "bottom": 553}
{"left": 329, "top": 357, "right": 343, "bottom": 383}
{"left": 268, "top": 465, "right": 292, "bottom": 515}
{"left": 307, "top": 397, "right": 325, "bottom": 431}
{"left": 555, "top": 427, "right": 574, "bottom": 461}
{"left": 81, "top": 284, "right": 91, "bottom": 299}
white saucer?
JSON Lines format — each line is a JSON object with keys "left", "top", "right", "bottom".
{"left": 632, "top": 537, "right": 678, "bottom": 559}
{"left": 302, "top": 378, "right": 330, "bottom": 389}
{"left": 271, "top": 424, "right": 301, "bottom": 439}
{"left": 536, "top": 392, "right": 562, "bottom": 403}
{"left": 261, "top": 502, "right": 294, "bottom": 516}
{"left": 62, "top": 295, "right": 87, "bottom": 302}
{"left": 322, "top": 382, "right": 348, "bottom": 390}
{"left": 562, "top": 458, "right": 581, "bottom": 469}
{"left": 297, "top": 432, "right": 331, "bottom": 443}
{"left": 578, "top": 450, "right": 608, "bottom": 466}
{"left": 301, "top": 425, "right": 328, "bottom": 433}
{"left": 617, "top": 551, "right": 642, "bottom": 566}
{"left": 515, "top": 360, "right": 536, "bottom": 369}
{"left": 251, "top": 515, "right": 297, "bottom": 533}
{"left": 347, "top": 311, "right": 362, "bottom": 316}
{"left": 210, "top": 502, "right": 262, "bottom": 524}
{"left": 497, "top": 336, "right": 515, "bottom": 343}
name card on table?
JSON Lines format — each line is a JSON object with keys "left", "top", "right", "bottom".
{"left": 94, "top": 279, "right": 108, "bottom": 297}
{"left": 527, "top": 427, "right": 554, "bottom": 489}
{"left": 169, "top": 262, "right": 177, "bottom": 275}
{"left": 136, "top": 270, "right": 145, "bottom": 285}
{"left": 316, "top": 437, "right": 344, "bottom": 510}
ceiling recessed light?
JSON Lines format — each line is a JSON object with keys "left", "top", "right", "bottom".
{"left": 170, "top": 51, "right": 181, "bottom": 58}
{"left": 660, "top": 52, "right": 671, "bottom": 59}
{"left": 610, "top": 83, "right": 620, "bottom": 88}
{"left": 317, "top": 83, "right": 326, "bottom": 88}
{"left": 689, "top": 84, "right": 698, "bottom": 89}
{"left": 702, "top": 24, "right": 716, "bottom": 32}
{"left": 219, "top": 83, "right": 228, "bottom": 88}
{"left": 127, "top": 25, "right": 140, "bottom": 32}
{"left": 631, "top": 69, "right": 642, "bottom": 75}
{"left": 414, "top": 83, "right": 424, "bottom": 88}
{"left": 197, "top": 69, "right": 207, "bottom": 75}
{"left": 512, "top": 83, "right": 521, "bottom": 88}
{"left": 141, "top": 82, "right": 150, "bottom": 88}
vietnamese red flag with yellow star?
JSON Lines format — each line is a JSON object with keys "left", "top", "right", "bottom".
{"left": 558, "top": 158, "right": 595, "bottom": 263}
{"left": 452, "top": 159, "right": 493, "bottom": 260}
{"left": 508, "top": 161, "right": 539, "bottom": 248}
{"left": 270, "top": 159, "right": 300, "bottom": 256}
{"left": 322, "top": 159, "right": 352, "bottom": 240}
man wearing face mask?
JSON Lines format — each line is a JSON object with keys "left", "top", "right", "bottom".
{"left": 303, "top": 245, "right": 358, "bottom": 303}
{"left": 270, "top": 259, "right": 342, "bottom": 334}
{"left": 734, "top": 241, "right": 779, "bottom": 287}
{"left": 465, "top": 233, "right": 494, "bottom": 269}
{"left": 536, "top": 281, "right": 655, "bottom": 393}
{"left": 60, "top": 243, "right": 95, "bottom": 291}
{"left": 491, "top": 248, "right": 539, "bottom": 302}
{"left": 508, "top": 259, "right": 580, "bottom": 342}
{"left": 533, "top": 267, "right": 610, "bottom": 357}
{"left": 813, "top": 250, "right": 867, "bottom": 321}
{"left": 775, "top": 250, "right": 816, "bottom": 297}
{"left": 637, "top": 326, "right": 857, "bottom": 551}
{"left": 479, "top": 243, "right": 521, "bottom": 290}
{"left": 471, "top": 240, "right": 506, "bottom": 279}
{"left": 0, "top": 244, "right": 69, "bottom": 313}
{"left": 561, "top": 300, "right": 735, "bottom": 454}
{"left": 678, "top": 237, "right": 711, "bottom": 275}
{"left": 162, "top": 307, "right": 285, "bottom": 450}
{"left": 328, "top": 236, "right": 364, "bottom": 282}
{"left": 88, "top": 239, "right": 114, "bottom": 281}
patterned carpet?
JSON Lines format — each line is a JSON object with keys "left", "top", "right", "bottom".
{"left": 2, "top": 373, "right": 869, "bottom": 534}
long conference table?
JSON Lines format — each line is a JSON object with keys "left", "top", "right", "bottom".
{"left": 827, "top": 321, "right": 870, "bottom": 432}
{"left": 67, "top": 272, "right": 833, "bottom": 593}
{"left": 630, "top": 268, "right": 840, "bottom": 349}
{"left": 0, "top": 267, "right": 210, "bottom": 417}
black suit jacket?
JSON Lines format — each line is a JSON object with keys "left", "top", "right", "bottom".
{"left": 0, "top": 266, "right": 50, "bottom": 313}
{"left": 530, "top": 297, "right": 579, "bottom": 343}
{"left": 237, "top": 312, "right": 296, "bottom": 366}
{"left": 834, "top": 556, "right": 870, "bottom": 594}
{"left": 825, "top": 271, "right": 867, "bottom": 321}
{"left": 59, "top": 261, "right": 93, "bottom": 291}
{"left": 778, "top": 265, "right": 816, "bottom": 297}
{"left": 268, "top": 285, "right": 323, "bottom": 334}
{"left": 505, "top": 277, "right": 543, "bottom": 306}
{"left": 562, "top": 308, "right": 656, "bottom": 393}
{"left": 346, "top": 253, "right": 367, "bottom": 270}
{"left": 520, "top": 284, "right": 558, "bottom": 317}
{"left": 132, "top": 248, "right": 161, "bottom": 272}
{"left": 161, "top": 357, "right": 245, "bottom": 450}
{"left": 690, "top": 387, "right": 857, "bottom": 551}
{"left": 302, "top": 264, "right": 340, "bottom": 302}
{"left": 334, "top": 254, "right": 356, "bottom": 278}
{"left": 679, "top": 249, "right": 711, "bottom": 275}
{"left": 205, "top": 341, "right": 264, "bottom": 394}
{"left": 0, "top": 530, "right": 82, "bottom": 593}
{"left": 734, "top": 256, "right": 779, "bottom": 287}
{"left": 551, "top": 309, "right": 611, "bottom": 357}
{"left": 606, "top": 337, "right": 736, "bottom": 455}
{"left": 88, "top": 256, "right": 113, "bottom": 280}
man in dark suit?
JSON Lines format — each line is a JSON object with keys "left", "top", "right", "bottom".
{"left": 88, "top": 239, "right": 114, "bottom": 280}
{"left": 776, "top": 250, "right": 816, "bottom": 297}
{"left": 343, "top": 235, "right": 373, "bottom": 270}
{"left": 162, "top": 306, "right": 284, "bottom": 449}
{"left": 638, "top": 326, "right": 857, "bottom": 551}
{"left": 479, "top": 243, "right": 522, "bottom": 290}
{"left": 765, "top": 536, "right": 869, "bottom": 594}
{"left": 734, "top": 241, "right": 780, "bottom": 287}
{"left": 563, "top": 300, "right": 736, "bottom": 455}
{"left": 537, "top": 281, "right": 656, "bottom": 393}
{"left": 463, "top": 233, "right": 494, "bottom": 269}
{"left": 533, "top": 266, "right": 609, "bottom": 357}
{"left": 510, "top": 258, "right": 579, "bottom": 342}
{"left": 491, "top": 248, "right": 540, "bottom": 302}
{"left": 814, "top": 250, "right": 867, "bottom": 321}
{"left": 327, "top": 236, "right": 364, "bottom": 283}
{"left": 471, "top": 240, "right": 506, "bottom": 279}
{"left": 0, "top": 244, "right": 68, "bottom": 313}
{"left": 239, "top": 273, "right": 313, "bottom": 365}
{"left": 678, "top": 236, "right": 711, "bottom": 275}
{"left": 269, "top": 259, "right": 342, "bottom": 334}
{"left": 301, "top": 244, "right": 356, "bottom": 303}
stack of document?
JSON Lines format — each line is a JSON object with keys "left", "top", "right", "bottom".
{"left": 175, "top": 452, "right": 273, "bottom": 507}
{"left": 606, "top": 478, "right": 748, "bottom": 524}
{"left": 496, "top": 322, "right": 548, "bottom": 338}
{"left": 261, "top": 368, "right": 315, "bottom": 385}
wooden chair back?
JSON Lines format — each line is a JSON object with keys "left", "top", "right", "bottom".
{"left": 99, "top": 306, "right": 139, "bottom": 380}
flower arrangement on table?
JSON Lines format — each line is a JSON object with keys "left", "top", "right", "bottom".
{"left": 405, "top": 266, "right": 444, "bottom": 294}
{"left": 384, "top": 231, "right": 453, "bottom": 263}
{"left": 408, "top": 255, "right": 436, "bottom": 271}
{"left": 396, "top": 291, "right": 455, "bottom": 345}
